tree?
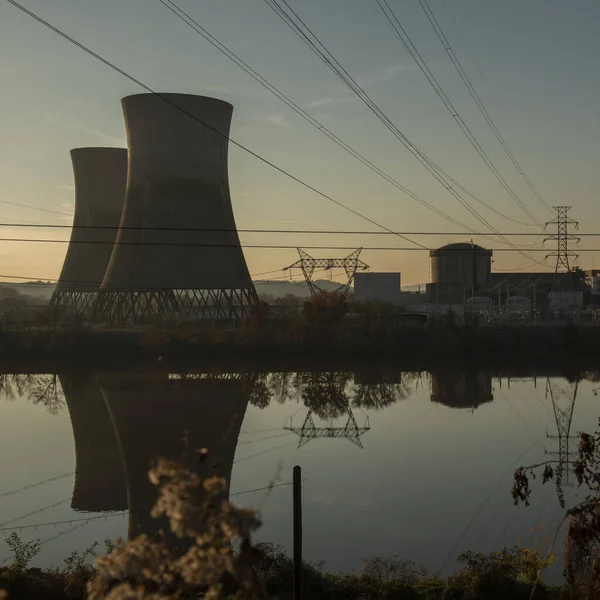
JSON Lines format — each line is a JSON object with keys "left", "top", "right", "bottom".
{"left": 513, "top": 418, "right": 600, "bottom": 597}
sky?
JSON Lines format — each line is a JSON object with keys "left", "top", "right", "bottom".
{"left": 0, "top": 0, "right": 599, "bottom": 285}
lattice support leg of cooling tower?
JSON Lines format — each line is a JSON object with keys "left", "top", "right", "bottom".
{"left": 93, "top": 288, "right": 258, "bottom": 324}
{"left": 50, "top": 291, "right": 99, "bottom": 320}
{"left": 544, "top": 378, "right": 579, "bottom": 507}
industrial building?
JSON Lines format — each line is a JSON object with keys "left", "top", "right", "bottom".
{"left": 93, "top": 93, "right": 257, "bottom": 324}
{"left": 421, "top": 240, "right": 589, "bottom": 316}
{"left": 430, "top": 371, "right": 493, "bottom": 409}
{"left": 427, "top": 242, "right": 492, "bottom": 305}
{"left": 354, "top": 272, "right": 400, "bottom": 305}
{"left": 50, "top": 148, "right": 128, "bottom": 318}
{"left": 430, "top": 242, "right": 492, "bottom": 288}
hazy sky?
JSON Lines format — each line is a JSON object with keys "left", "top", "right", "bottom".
{"left": 0, "top": 0, "right": 599, "bottom": 285}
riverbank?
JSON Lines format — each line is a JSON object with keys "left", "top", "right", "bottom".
{"left": 0, "top": 322, "right": 599, "bottom": 371}
{"left": 0, "top": 541, "right": 565, "bottom": 600}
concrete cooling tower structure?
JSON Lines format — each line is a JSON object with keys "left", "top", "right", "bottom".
{"left": 100, "top": 372, "right": 249, "bottom": 544}
{"left": 50, "top": 148, "right": 127, "bottom": 318}
{"left": 60, "top": 374, "right": 128, "bottom": 512}
{"left": 94, "top": 93, "right": 257, "bottom": 323}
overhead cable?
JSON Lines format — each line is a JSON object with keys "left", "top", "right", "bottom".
{"left": 418, "top": 0, "right": 553, "bottom": 213}
{"left": 0, "top": 237, "right": 583, "bottom": 251}
{"left": 259, "top": 0, "right": 547, "bottom": 267}
{"left": 3, "top": 0, "right": 427, "bottom": 250}
{"left": 373, "top": 0, "right": 544, "bottom": 228}
{"left": 158, "top": 0, "right": 507, "bottom": 238}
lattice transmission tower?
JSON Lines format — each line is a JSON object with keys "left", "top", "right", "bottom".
{"left": 545, "top": 206, "right": 580, "bottom": 273}
{"left": 284, "top": 248, "right": 369, "bottom": 298}
{"left": 284, "top": 408, "right": 370, "bottom": 448}
{"left": 544, "top": 378, "right": 579, "bottom": 507}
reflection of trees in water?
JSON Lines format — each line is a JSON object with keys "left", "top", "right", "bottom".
{"left": 30, "top": 374, "right": 65, "bottom": 415}
{"left": 246, "top": 374, "right": 271, "bottom": 409}
{"left": 0, "top": 374, "right": 34, "bottom": 400}
{"left": 249, "top": 371, "right": 416, "bottom": 417}
{"left": 2, "top": 370, "right": 414, "bottom": 417}
{"left": 296, "top": 372, "right": 352, "bottom": 420}
{"left": 0, "top": 373, "right": 65, "bottom": 414}
{"left": 353, "top": 375, "right": 416, "bottom": 411}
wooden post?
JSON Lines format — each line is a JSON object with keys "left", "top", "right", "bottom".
{"left": 293, "top": 465, "right": 302, "bottom": 600}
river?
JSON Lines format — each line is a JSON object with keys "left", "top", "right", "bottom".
{"left": 0, "top": 365, "right": 597, "bottom": 583}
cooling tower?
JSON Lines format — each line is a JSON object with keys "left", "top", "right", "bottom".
{"left": 100, "top": 372, "right": 249, "bottom": 544}
{"left": 50, "top": 148, "right": 127, "bottom": 318}
{"left": 60, "top": 374, "right": 128, "bottom": 512}
{"left": 94, "top": 93, "right": 257, "bottom": 323}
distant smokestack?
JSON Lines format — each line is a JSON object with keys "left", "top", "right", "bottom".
{"left": 51, "top": 148, "right": 127, "bottom": 318}
{"left": 94, "top": 93, "right": 257, "bottom": 323}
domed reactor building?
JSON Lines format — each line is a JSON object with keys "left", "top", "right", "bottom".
{"left": 427, "top": 242, "right": 493, "bottom": 304}
{"left": 94, "top": 93, "right": 257, "bottom": 323}
{"left": 50, "top": 148, "right": 128, "bottom": 318}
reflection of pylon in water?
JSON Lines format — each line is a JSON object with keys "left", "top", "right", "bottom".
{"left": 284, "top": 407, "right": 370, "bottom": 448}
{"left": 544, "top": 378, "right": 579, "bottom": 506}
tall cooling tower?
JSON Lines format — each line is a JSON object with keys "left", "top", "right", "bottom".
{"left": 50, "top": 148, "right": 128, "bottom": 318}
{"left": 94, "top": 93, "right": 257, "bottom": 323}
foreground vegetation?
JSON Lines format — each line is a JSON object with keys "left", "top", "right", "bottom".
{"left": 0, "top": 456, "right": 587, "bottom": 599}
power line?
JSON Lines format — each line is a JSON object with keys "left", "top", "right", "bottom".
{"left": 259, "top": 0, "right": 547, "bottom": 267}
{"left": 373, "top": 0, "right": 544, "bottom": 228}
{"left": 0, "top": 472, "right": 74, "bottom": 500}
{"left": 0, "top": 481, "right": 300, "bottom": 533}
{"left": 0, "top": 199, "right": 73, "bottom": 217}
{"left": 418, "top": 0, "right": 553, "bottom": 213}
{"left": 0, "top": 238, "right": 586, "bottom": 251}
{"left": 0, "top": 512, "right": 126, "bottom": 532}
{"left": 0, "top": 498, "right": 70, "bottom": 528}
{"left": 234, "top": 442, "right": 297, "bottom": 463}
{"left": 5, "top": 222, "right": 599, "bottom": 236}
{"left": 238, "top": 432, "right": 293, "bottom": 446}
{"left": 158, "top": 0, "right": 501, "bottom": 239}
{"left": 3, "top": 0, "right": 427, "bottom": 250}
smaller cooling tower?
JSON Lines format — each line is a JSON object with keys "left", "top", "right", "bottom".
{"left": 50, "top": 148, "right": 127, "bottom": 318}
{"left": 60, "top": 374, "right": 127, "bottom": 512}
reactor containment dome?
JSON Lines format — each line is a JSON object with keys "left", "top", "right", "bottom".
{"left": 94, "top": 93, "right": 257, "bottom": 323}
{"left": 50, "top": 147, "right": 128, "bottom": 318}
{"left": 430, "top": 242, "right": 492, "bottom": 291}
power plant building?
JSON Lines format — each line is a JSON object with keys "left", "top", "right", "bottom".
{"left": 354, "top": 272, "right": 401, "bottom": 305}
{"left": 50, "top": 148, "right": 128, "bottom": 318}
{"left": 430, "top": 242, "right": 492, "bottom": 289}
{"left": 94, "top": 93, "right": 257, "bottom": 323}
{"left": 427, "top": 242, "right": 492, "bottom": 305}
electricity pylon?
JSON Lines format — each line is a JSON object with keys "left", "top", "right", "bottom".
{"left": 545, "top": 206, "right": 579, "bottom": 273}
{"left": 284, "top": 408, "right": 370, "bottom": 448}
{"left": 284, "top": 248, "right": 369, "bottom": 298}
{"left": 544, "top": 378, "right": 579, "bottom": 507}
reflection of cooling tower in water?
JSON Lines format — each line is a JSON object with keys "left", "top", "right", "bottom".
{"left": 51, "top": 148, "right": 128, "bottom": 318}
{"left": 100, "top": 373, "right": 248, "bottom": 542}
{"left": 60, "top": 374, "right": 128, "bottom": 511}
{"left": 430, "top": 371, "right": 493, "bottom": 409}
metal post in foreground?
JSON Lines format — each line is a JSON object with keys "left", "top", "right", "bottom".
{"left": 293, "top": 465, "right": 303, "bottom": 600}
